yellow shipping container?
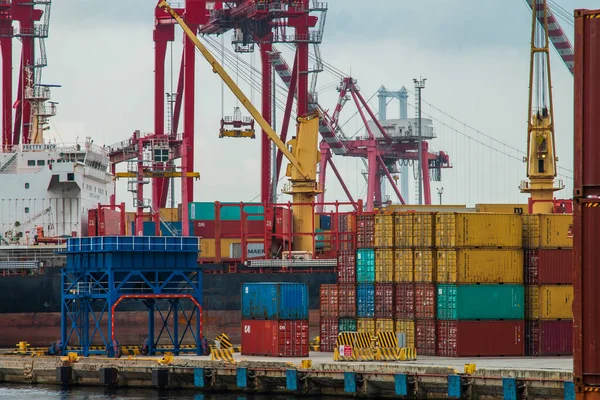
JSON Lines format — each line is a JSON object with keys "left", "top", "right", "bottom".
{"left": 436, "top": 249, "right": 524, "bottom": 284}
{"left": 394, "top": 249, "right": 414, "bottom": 282}
{"left": 394, "top": 319, "right": 415, "bottom": 348}
{"left": 475, "top": 204, "right": 529, "bottom": 214}
{"left": 375, "top": 319, "right": 394, "bottom": 333}
{"left": 526, "top": 285, "right": 573, "bottom": 319}
{"left": 394, "top": 213, "right": 414, "bottom": 247}
{"left": 436, "top": 213, "right": 522, "bottom": 248}
{"left": 357, "top": 318, "right": 375, "bottom": 335}
{"left": 375, "top": 249, "right": 394, "bottom": 282}
{"left": 414, "top": 213, "right": 434, "bottom": 247}
{"left": 523, "top": 214, "right": 573, "bottom": 249}
{"left": 414, "top": 249, "right": 434, "bottom": 283}
{"left": 200, "top": 238, "right": 263, "bottom": 259}
{"left": 375, "top": 214, "right": 394, "bottom": 247}
{"left": 159, "top": 208, "right": 179, "bottom": 222}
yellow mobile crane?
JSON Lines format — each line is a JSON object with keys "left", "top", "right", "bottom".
{"left": 519, "top": 0, "right": 564, "bottom": 213}
{"left": 158, "top": 1, "right": 322, "bottom": 254}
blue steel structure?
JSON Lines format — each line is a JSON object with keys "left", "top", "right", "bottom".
{"left": 60, "top": 236, "right": 202, "bottom": 357}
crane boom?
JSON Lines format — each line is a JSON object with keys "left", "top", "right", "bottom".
{"left": 157, "top": 1, "right": 309, "bottom": 179}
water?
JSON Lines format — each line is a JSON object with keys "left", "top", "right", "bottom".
{"left": 0, "top": 384, "right": 341, "bottom": 400}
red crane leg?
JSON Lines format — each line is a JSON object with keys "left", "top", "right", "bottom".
{"left": 1, "top": 37, "right": 11, "bottom": 150}
{"left": 275, "top": 51, "right": 298, "bottom": 181}
{"left": 21, "top": 36, "right": 32, "bottom": 144}
{"left": 296, "top": 26, "right": 309, "bottom": 115}
{"left": 374, "top": 170, "right": 382, "bottom": 207}
{"left": 183, "top": 24, "right": 197, "bottom": 202}
{"left": 327, "top": 157, "right": 357, "bottom": 210}
{"left": 316, "top": 143, "right": 328, "bottom": 212}
{"left": 377, "top": 156, "right": 406, "bottom": 205}
{"left": 260, "top": 42, "right": 273, "bottom": 203}
{"left": 421, "top": 143, "right": 431, "bottom": 205}
{"left": 153, "top": 39, "right": 167, "bottom": 212}
{"left": 366, "top": 144, "right": 377, "bottom": 212}
{"left": 12, "top": 55, "right": 22, "bottom": 145}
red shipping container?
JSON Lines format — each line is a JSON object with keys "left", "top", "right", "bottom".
{"left": 193, "top": 220, "right": 263, "bottom": 238}
{"left": 337, "top": 250, "right": 356, "bottom": 283}
{"left": 525, "top": 249, "right": 573, "bottom": 284}
{"left": 87, "top": 209, "right": 98, "bottom": 236}
{"left": 338, "top": 284, "right": 356, "bottom": 318}
{"left": 526, "top": 320, "right": 573, "bottom": 356}
{"left": 416, "top": 319, "right": 436, "bottom": 356}
{"left": 319, "top": 318, "right": 339, "bottom": 352}
{"left": 320, "top": 284, "right": 339, "bottom": 318}
{"left": 415, "top": 283, "right": 436, "bottom": 319}
{"left": 437, "top": 321, "right": 525, "bottom": 357}
{"left": 357, "top": 214, "right": 375, "bottom": 248}
{"left": 375, "top": 283, "right": 394, "bottom": 319}
{"left": 100, "top": 208, "right": 122, "bottom": 236}
{"left": 241, "top": 320, "right": 309, "bottom": 357}
{"left": 395, "top": 283, "right": 415, "bottom": 319}
{"left": 275, "top": 207, "right": 293, "bottom": 237}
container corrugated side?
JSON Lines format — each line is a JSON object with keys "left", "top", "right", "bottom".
{"left": 525, "top": 249, "right": 573, "bottom": 284}
{"left": 415, "top": 283, "right": 436, "bottom": 319}
{"left": 320, "top": 284, "right": 338, "bottom": 318}
{"left": 375, "top": 318, "right": 394, "bottom": 333}
{"left": 374, "top": 283, "right": 394, "bottom": 319}
{"left": 437, "top": 284, "right": 524, "bottom": 320}
{"left": 394, "top": 283, "right": 415, "bottom": 319}
{"left": 241, "top": 283, "right": 309, "bottom": 320}
{"left": 414, "top": 250, "right": 434, "bottom": 283}
{"left": 413, "top": 213, "right": 434, "bottom": 247}
{"left": 526, "top": 285, "right": 574, "bottom": 319}
{"left": 338, "top": 318, "right": 357, "bottom": 332}
{"left": 526, "top": 320, "right": 572, "bottom": 356}
{"left": 395, "top": 319, "right": 415, "bottom": 348}
{"left": 337, "top": 250, "right": 356, "bottom": 284}
{"left": 357, "top": 249, "right": 375, "bottom": 283}
{"left": 436, "top": 213, "right": 523, "bottom": 248}
{"left": 319, "top": 318, "right": 339, "bottom": 353}
{"left": 523, "top": 214, "right": 573, "bottom": 249}
{"left": 375, "top": 249, "right": 394, "bottom": 282}
{"left": 241, "top": 319, "right": 309, "bottom": 357}
{"left": 394, "top": 249, "right": 413, "bottom": 282}
{"left": 357, "top": 215, "right": 375, "bottom": 248}
{"left": 357, "top": 284, "right": 375, "bottom": 318}
{"left": 338, "top": 284, "right": 357, "bottom": 318}
{"left": 436, "top": 249, "right": 524, "bottom": 284}
{"left": 437, "top": 321, "right": 524, "bottom": 357}
{"left": 357, "top": 318, "right": 375, "bottom": 335}
{"left": 415, "top": 319, "right": 436, "bottom": 356}
{"left": 394, "top": 213, "right": 414, "bottom": 247}
{"left": 374, "top": 214, "right": 394, "bottom": 247}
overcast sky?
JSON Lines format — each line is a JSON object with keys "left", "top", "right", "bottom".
{"left": 39, "top": 0, "right": 598, "bottom": 209}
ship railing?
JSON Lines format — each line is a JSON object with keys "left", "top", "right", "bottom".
{"left": 84, "top": 166, "right": 111, "bottom": 182}
{"left": 68, "top": 236, "right": 199, "bottom": 253}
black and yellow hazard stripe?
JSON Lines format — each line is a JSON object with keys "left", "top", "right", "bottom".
{"left": 354, "top": 348, "right": 375, "bottom": 361}
{"left": 355, "top": 333, "right": 372, "bottom": 349}
{"left": 210, "top": 347, "right": 235, "bottom": 363}
{"left": 376, "top": 347, "right": 399, "bottom": 361}
{"left": 335, "top": 332, "right": 355, "bottom": 347}
{"left": 377, "top": 332, "right": 398, "bottom": 349}
{"left": 215, "top": 333, "right": 233, "bottom": 349}
{"left": 585, "top": 202, "right": 600, "bottom": 207}
{"left": 585, "top": 14, "right": 600, "bottom": 19}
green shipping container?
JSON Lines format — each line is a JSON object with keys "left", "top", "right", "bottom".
{"left": 437, "top": 284, "right": 524, "bottom": 320}
{"left": 189, "top": 202, "right": 264, "bottom": 221}
{"left": 338, "top": 318, "right": 357, "bottom": 332}
{"left": 356, "top": 249, "right": 375, "bottom": 283}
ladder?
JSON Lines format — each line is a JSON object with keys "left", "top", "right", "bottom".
{"left": 0, "top": 153, "right": 18, "bottom": 173}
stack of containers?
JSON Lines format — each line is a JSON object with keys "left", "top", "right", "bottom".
{"left": 356, "top": 214, "right": 376, "bottom": 335}
{"left": 523, "top": 214, "right": 574, "bottom": 356}
{"left": 435, "top": 213, "right": 526, "bottom": 356}
{"left": 319, "top": 284, "right": 339, "bottom": 352}
{"left": 374, "top": 214, "right": 395, "bottom": 335}
{"left": 336, "top": 213, "right": 357, "bottom": 337}
{"left": 241, "top": 283, "right": 309, "bottom": 357}
{"left": 394, "top": 212, "right": 416, "bottom": 349}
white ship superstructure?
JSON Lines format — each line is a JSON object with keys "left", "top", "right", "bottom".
{"left": 0, "top": 139, "right": 113, "bottom": 244}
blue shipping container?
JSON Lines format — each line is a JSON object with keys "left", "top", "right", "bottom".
{"left": 357, "top": 249, "right": 375, "bottom": 283}
{"left": 241, "top": 283, "right": 308, "bottom": 320}
{"left": 357, "top": 284, "right": 375, "bottom": 318}
{"left": 189, "top": 202, "right": 264, "bottom": 221}
{"left": 320, "top": 215, "right": 332, "bottom": 230}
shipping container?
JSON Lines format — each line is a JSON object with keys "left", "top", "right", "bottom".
{"left": 526, "top": 285, "right": 574, "bottom": 320}
{"left": 394, "top": 213, "right": 414, "bottom": 247}
{"left": 357, "top": 214, "right": 375, "bottom": 248}
{"left": 395, "top": 319, "right": 415, "bottom": 348}
{"left": 437, "top": 321, "right": 525, "bottom": 357}
{"left": 159, "top": 208, "right": 179, "bottom": 222}
{"left": 374, "top": 283, "right": 394, "bottom": 319}
{"left": 241, "top": 283, "right": 309, "bottom": 320}
{"left": 415, "top": 319, "right": 436, "bottom": 355}
{"left": 415, "top": 283, "right": 436, "bottom": 319}
{"left": 274, "top": 207, "right": 293, "bottom": 237}
{"left": 201, "top": 238, "right": 264, "bottom": 259}
{"left": 374, "top": 214, "right": 394, "bottom": 247}
{"left": 357, "top": 249, "right": 375, "bottom": 283}
{"left": 229, "top": 242, "right": 265, "bottom": 259}
{"left": 320, "top": 284, "right": 339, "bottom": 318}
{"left": 437, "top": 284, "right": 524, "bottom": 320}
{"left": 357, "top": 284, "right": 375, "bottom": 318}
{"left": 319, "top": 318, "right": 339, "bottom": 353}
{"left": 525, "top": 249, "right": 573, "bottom": 285}
{"left": 394, "top": 249, "right": 413, "bottom": 282}
{"left": 241, "top": 319, "right": 309, "bottom": 357}
{"left": 189, "top": 202, "right": 264, "bottom": 221}
{"left": 414, "top": 250, "right": 434, "bottom": 283}
{"left": 337, "top": 250, "right": 356, "bottom": 284}
{"left": 414, "top": 212, "right": 434, "bottom": 247}
{"left": 320, "top": 214, "right": 332, "bottom": 230}
{"left": 526, "top": 320, "right": 572, "bottom": 356}
{"left": 357, "top": 318, "right": 375, "bottom": 335}
{"left": 375, "top": 249, "right": 394, "bottom": 282}
{"left": 523, "top": 214, "right": 573, "bottom": 249}
{"left": 193, "top": 220, "right": 264, "bottom": 238}
{"left": 338, "top": 284, "right": 357, "bottom": 318}
{"left": 338, "top": 213, "right": 356, "bottom": 252}
{"left": 338, "top": 318, "right": 357, "bottom": 332}
{"left": 475, "top": 204, "right": 529, "bottom": 214}
{"left": 395, "top": 283, "right": 415, "bottom": 319}
{"left": 436, "top": 213, "right": 523, "bottom": 248}
{"left": 375, "top": 318, "right": 394, "bottom": 333}
{"left": 436, "top": 249, "right": 524, "bottom": 284}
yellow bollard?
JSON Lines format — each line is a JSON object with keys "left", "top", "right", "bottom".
{"left": 464, "top": 364, "right": 477, "bottom": 374}
{"left": 301, "top": 360, "right": 312, "bottom": 369}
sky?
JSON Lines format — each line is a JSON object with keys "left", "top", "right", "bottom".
{"left": 37, "top": 0, "right": 599, "bottom": 209}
